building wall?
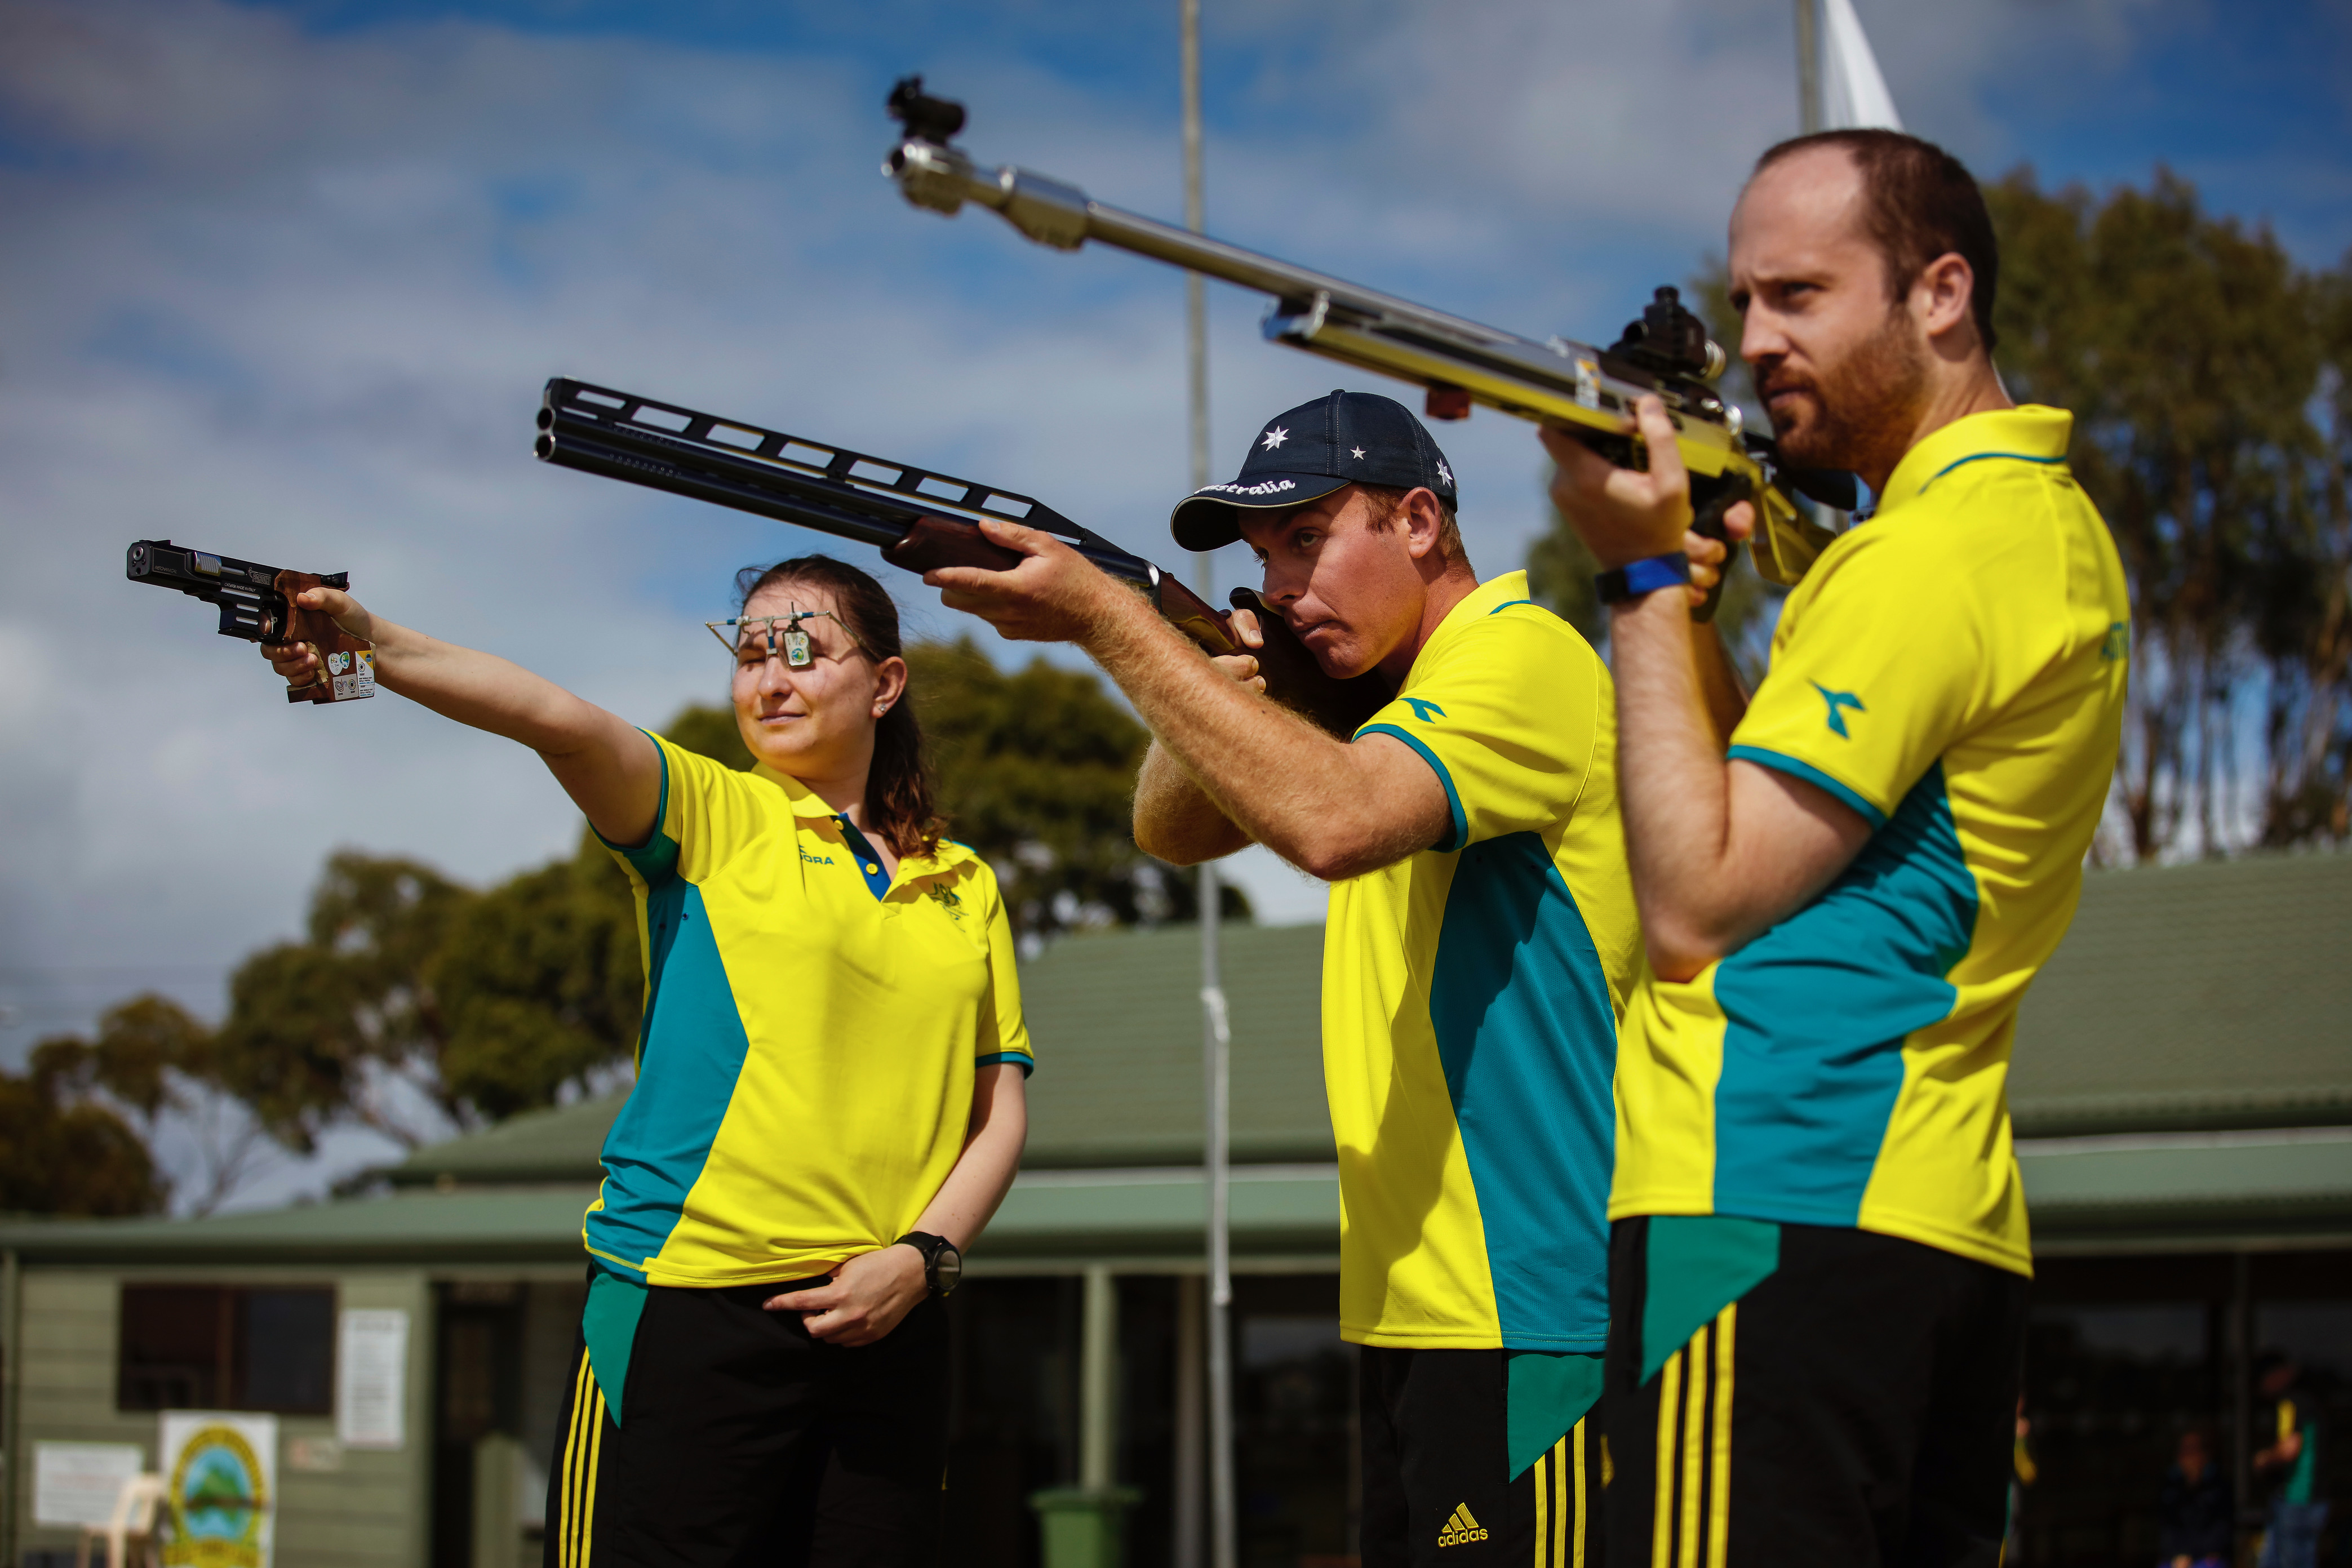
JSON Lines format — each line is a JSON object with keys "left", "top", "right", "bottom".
{"left": 11, "top": 1263, "right": 434, "bottom": 1568}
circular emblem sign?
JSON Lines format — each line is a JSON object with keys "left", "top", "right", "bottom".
{"left": 164, "top": 1424, "right": 268, "bottom": 1567}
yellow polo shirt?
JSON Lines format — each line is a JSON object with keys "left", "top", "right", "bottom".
{"left": 1325, "top": 571, "right": 1640, "bottom": 1350}
{"left": 584, "top": 734, "right": 1030, "bottom": 1288}
{"left": 1610, "top": 405, "right": 2128, "bottom": 1275}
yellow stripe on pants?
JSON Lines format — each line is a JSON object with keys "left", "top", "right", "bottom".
{"left": 560, "top": 1350, "right": 591, "bottom": 1568}
{"left": 1652, "top": 1351, "right": 1681, "bottom": 1568}
{"left": 1534, "top": 1447, "right": 1550, "bottom": 1567}
{"left": 1678, "top": 1325, "right": 1708, "bottom": 1568}
{"left": 1568, "top": 1420, "right": 1586, "bottom": 1568}
{"left": 1707, "top": 1304, "right": 1736, "bottom": 1568}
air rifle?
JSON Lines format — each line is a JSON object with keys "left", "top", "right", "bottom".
{"left": 532, "top": 377, "right": 1390, "bottom": 735}
{"left": 125, "top": 540, "right": 375, "bottom": 705}
{"left": 881, "top": 77, "right": 1856, "bottom": 590}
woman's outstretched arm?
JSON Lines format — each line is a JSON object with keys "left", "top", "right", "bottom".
{"left": 262, "top": 585, "right": 661, "bottom": 846}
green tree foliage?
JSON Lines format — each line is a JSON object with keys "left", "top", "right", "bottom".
{"left": 2, "top": 996, "right": 196, "bottom": 1215}
{"left": 908, "top": 636, "right": 1246, "bottom": 935}
{"left": 1985, "top": 168, "right": 2352, "bottom": 858}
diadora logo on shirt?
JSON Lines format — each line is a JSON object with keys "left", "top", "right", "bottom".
{"left": 924, "top": 883, "right": 966, "bottom": 921}
{"left": 1402, "top": 698, "right": 1445, "bottom": 723}
{"left": 800, "top": 851, "right": 836, "bottom": 865}
{"left": 1810, "top": 681, "right": 1865, "bottom": 739}
{"left": 1436, "top": 1504, "right": 1488, "bottom": 1547}
{"left": 2100, "top": 621, "right": 2129, "bottom": 663}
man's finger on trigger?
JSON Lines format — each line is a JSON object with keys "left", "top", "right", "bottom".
{"left": 1722, "top": 499, "right": 1758, "bottom": 542}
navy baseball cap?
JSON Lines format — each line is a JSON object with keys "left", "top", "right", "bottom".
{"left": 1170, "top": 389, "right": 1459, "bottom": 552}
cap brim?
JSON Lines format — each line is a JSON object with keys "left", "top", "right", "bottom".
{"left": 1168, "top": 473, "right": 1349, "bottom": 553}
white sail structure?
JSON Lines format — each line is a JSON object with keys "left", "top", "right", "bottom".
{"left": 1818, "top": 0, "right": 1904, "bottom": 131}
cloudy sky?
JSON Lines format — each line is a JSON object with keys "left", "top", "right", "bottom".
{"left": 4, "top": 0, "right": 2346, "bottom": 1205}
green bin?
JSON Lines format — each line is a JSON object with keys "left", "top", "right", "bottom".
{"left": 1028, "top": 1485, "right": 1144, "bottom": 1568}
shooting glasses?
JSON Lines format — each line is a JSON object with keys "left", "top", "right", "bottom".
{"left": 707, "top": 607, "right": 860, "bottom": 669}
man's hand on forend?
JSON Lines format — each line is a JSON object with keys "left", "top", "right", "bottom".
{"left": 925, "top": 516, "right": 1129, "bottom": 645}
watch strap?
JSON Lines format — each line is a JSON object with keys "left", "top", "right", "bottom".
{"left": 894, "top": 1231, "right": 956, "bottom": 1295}
{"left": 1595, "top": 552, "right": 1694, "bottom": 606}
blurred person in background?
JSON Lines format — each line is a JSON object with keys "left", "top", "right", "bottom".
{"left": 2007, "top": 1397, "right": 2036, "bottom": 1563}
{"left": 2255, "top": 1353, "right": 2328, "bottom": 1568}
{"left": 263, "top": 553, "right": 1030, "bottom": 1568}
{"left": 2158, "top": 1425, "right": 2233, "bottom": 1568}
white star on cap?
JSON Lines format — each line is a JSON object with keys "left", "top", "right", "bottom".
{"left": 1350, "top": 446, "right": 1366, "bottom": 460}
{"left": 1436, "top": 458, "right": 1454, "bottom": 488}
{"left": 1261, "top": 427, "right": 1289, "bottom": 451}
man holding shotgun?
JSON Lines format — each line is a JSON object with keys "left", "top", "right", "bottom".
{"left": 1547, "top": 130, "right": 2128, "bottom": 1562}
{"left": 931, "top": 388, "right": 1729, "bottom": 1567}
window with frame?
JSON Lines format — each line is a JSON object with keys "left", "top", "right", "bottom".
{"left": 117, "top": 1284, "right": 336, "bottom": 1414}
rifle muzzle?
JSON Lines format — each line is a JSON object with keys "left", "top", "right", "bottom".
{"left": 889, "top": 140, "right": 1091, "bottom": 251}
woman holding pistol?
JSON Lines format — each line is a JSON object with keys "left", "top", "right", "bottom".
{"left": 263, "top": 553, "right": 1031, "bottom": 1568}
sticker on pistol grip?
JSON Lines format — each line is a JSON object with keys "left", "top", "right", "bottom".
{"left": 354, "top": 649, "right": 376, "bottom": 696}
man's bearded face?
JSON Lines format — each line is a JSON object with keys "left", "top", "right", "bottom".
{"left": 1760, "top": 296, "right": 1929, "bottom": 473}
{"left": 1729, "top": 146, "right": 1933, "bottom": 484}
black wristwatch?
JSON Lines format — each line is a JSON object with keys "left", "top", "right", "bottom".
{"left": 895, "top": 1231, "right": 962, "bottom": 1298}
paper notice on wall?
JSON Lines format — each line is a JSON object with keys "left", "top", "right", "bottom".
{"left": 159, "top": 1411, "right": 277, "bottom": 1568}
{"left": 34, "top": 1441, "right": 145, "bottom": 1527}
{"left": 336, "top": 1307, "right": 410, "bottom": 1450}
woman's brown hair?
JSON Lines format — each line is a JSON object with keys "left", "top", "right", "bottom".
{"left": 734, "top": 554, "right": 943, "bottom": 860}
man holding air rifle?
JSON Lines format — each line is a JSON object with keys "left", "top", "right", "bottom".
{"left": 928, "top": 388, "right": 1736, "bottom": 1566}
{"left": 1547, "top": 129, "right": 2128, "bottom": 1562}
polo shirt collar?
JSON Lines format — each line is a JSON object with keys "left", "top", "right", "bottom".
{"left": 1407, "top": 570, "right": 1533, "bottom": 679}
{"left": 1878, "top": 403, "right": 2074, "bottom": 518}
{"left": 751, "top": 761, "right": 846, "bottom": 822}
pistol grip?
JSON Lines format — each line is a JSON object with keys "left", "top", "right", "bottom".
{"left": 276, "top": 570, "right": 375, "bottom": 704}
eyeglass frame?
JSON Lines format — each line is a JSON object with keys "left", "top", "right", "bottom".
{"left": 705, "top": 606, "right": 873, "bottom": 670}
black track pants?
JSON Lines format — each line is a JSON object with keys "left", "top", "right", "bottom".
{"left": 545, "top": 1278, "right": 947, "bottom": 1568}
{"left": 1361, "top": 1345, "right": 1608, "bottom": 1568}
{"left": 1604, "top": 1218, "right": 2029, "bottom": 1568}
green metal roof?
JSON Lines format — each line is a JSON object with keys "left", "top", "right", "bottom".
{"left": 2018, "top": 1128, "right": 2352, "bottom": 1250}
{"left": 0, "top": 1169, "right": 1343, "bottom": 1269}
{"left": 388, "top": 921, "right": 1333, "bottom": 1188}
{"left": 2008, "top": 851, "right": 2352, "bottom": 1136}
{"left": 7, "top": 1134, "right": 2346, "bottom": 1264}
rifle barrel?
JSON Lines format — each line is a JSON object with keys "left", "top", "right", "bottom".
{"left": 886, "top": 130, "right": 1841, "bottom": 586}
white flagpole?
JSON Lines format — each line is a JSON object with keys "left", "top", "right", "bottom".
{"left": 1181, "top": 5, "right": 1239, "bottom": 1567}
